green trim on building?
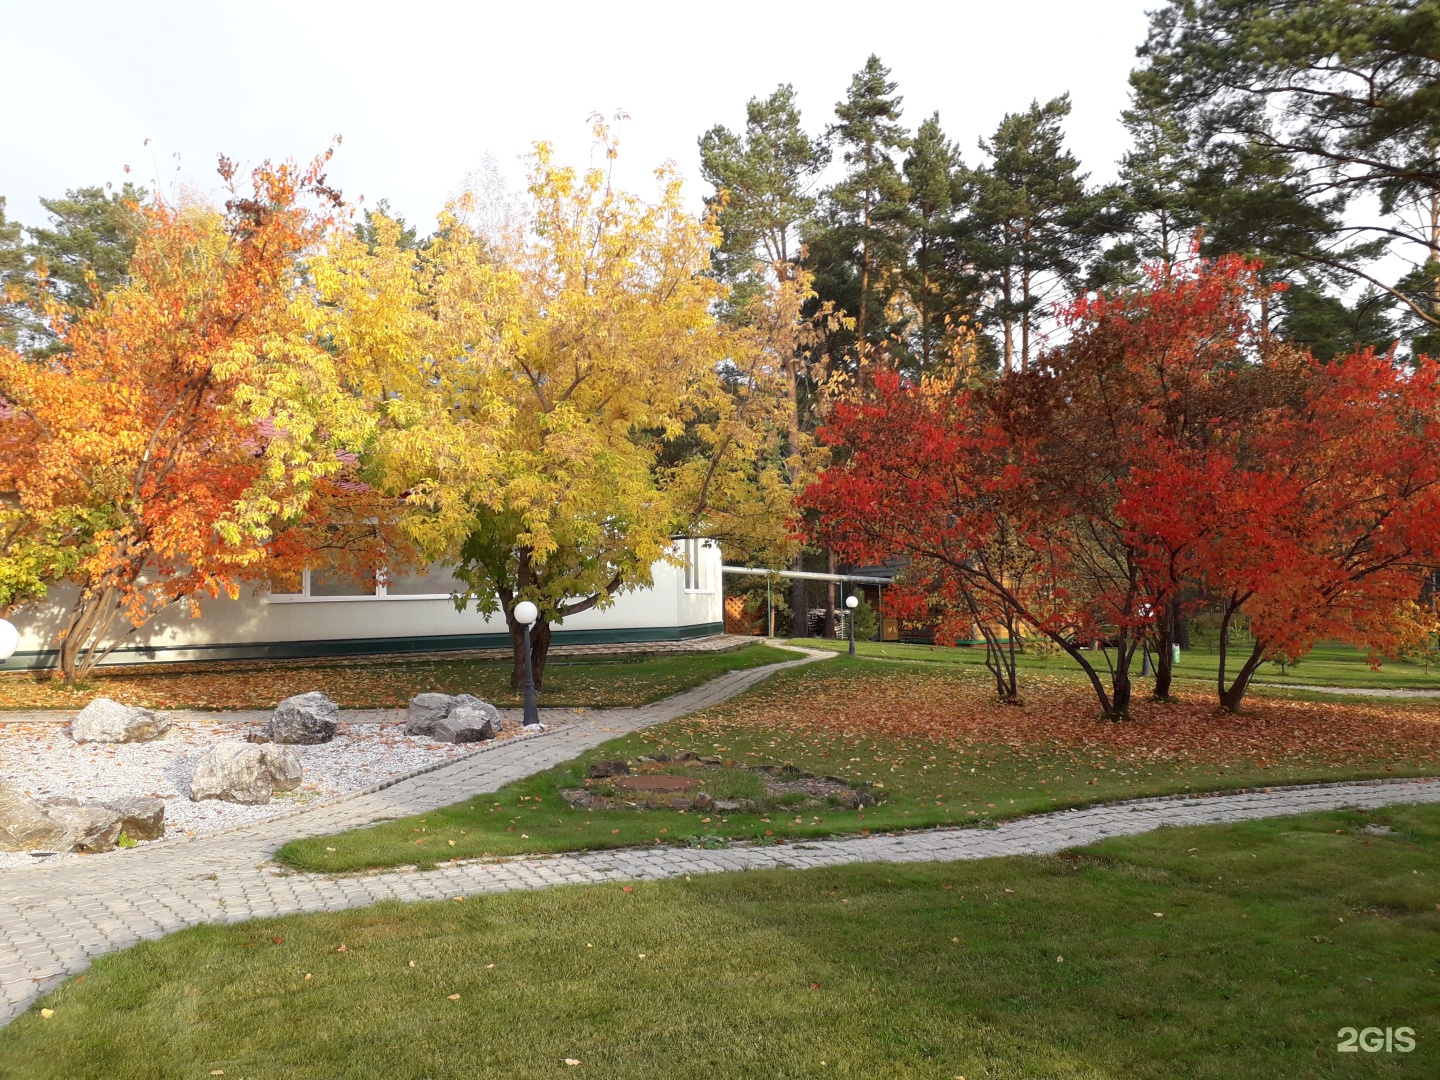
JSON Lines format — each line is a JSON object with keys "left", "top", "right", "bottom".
{"left": 0, "top": 622, "right": 727, "bottom": 670}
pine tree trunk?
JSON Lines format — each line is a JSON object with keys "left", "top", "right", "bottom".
{"left": 790, "top": 555, "right": 808, "bottom": 637}
{"left": 822, "top": 550, "right": 837, "bottom": 639}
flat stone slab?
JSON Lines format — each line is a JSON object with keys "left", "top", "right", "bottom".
{"left": 611, "top": 776, "right": 700, "bottom": 793}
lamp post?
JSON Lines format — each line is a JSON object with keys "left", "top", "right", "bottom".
{"left": 0, "top": 618, "right": 18, "bottom": 665}
{"left": 514, "top": 600, "right": 541, "bottom": 727}
{"left": 845, "top": 594, "right": 859, "bottom": 657}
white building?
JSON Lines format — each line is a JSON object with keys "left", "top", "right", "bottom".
{"left": 1, "top": 539, "right": 723, "bottom": 670}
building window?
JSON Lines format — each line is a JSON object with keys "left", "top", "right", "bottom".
{"left": 682, "top": 538, "right": 713, "bottom": 594}
{"left": 267, "top": 563, "right": 468, "bottom": 603}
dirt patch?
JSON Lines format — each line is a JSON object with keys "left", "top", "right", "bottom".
{"left": 558, "top": 752, "right": 877, "bottom": 814}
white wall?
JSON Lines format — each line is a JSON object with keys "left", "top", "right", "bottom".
{"left": 3, "top": 540, "right": 724, "bottom": 668}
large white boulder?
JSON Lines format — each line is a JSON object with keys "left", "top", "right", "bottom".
{"left": 71, "top": 698, "right": 171, "bottom": 743}
{"left": 267, "top": 691, "right": 339, "bottom": 744}
{"left": 0, "top": 782, "right": 67, "bottom": 851}
{"left": 190, "top": 741, "right": 304, "bottom": 804}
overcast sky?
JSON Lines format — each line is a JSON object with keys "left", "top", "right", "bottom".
{"left": 2, "top": 0, "right": 1156, "bottom": 229}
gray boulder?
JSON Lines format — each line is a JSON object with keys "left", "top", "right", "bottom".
{"left": 43, "top": 803, "right": 124, "bottom": 853}
{"left": 405, "top": 692, "right": 503, "bottom": 737}
{"left": 103, "top": 796, "right": 166, "bottom": 841}
{"left": 431, "top": 704, "right": 497, "bottom": 744}
{"left": 404, "top": 692, "right": 456, "bottom": 736}
{"left": 267, "top": 691, "right": 339, "bottom": 744}
{"left": 0, "top": 782, "right": 68, "bottom": 851}
{"left": 190, "top": 741, "right": 304, "bottom": 804}
{"left": 71, "top": 698, "right": 171, "bottom": 743}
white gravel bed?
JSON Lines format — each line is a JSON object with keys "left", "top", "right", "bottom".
{"left": 0, "top": 720, "right": 492, "bottom": 869}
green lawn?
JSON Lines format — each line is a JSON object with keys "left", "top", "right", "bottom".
{"left": 277, "top": 658, "right": 1440, "bottom": 873}
{"left": 9, "top": 805, "right": 1439, "bottom": 1078}
{"left": 0, "top": 643, "right": 799, "bottom": 711}
{"left": 794, "top": 638, "right": 1440, "bottom": 691}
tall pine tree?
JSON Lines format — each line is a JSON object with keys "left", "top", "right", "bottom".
{"left": 896, "top": 113, "right": 978, "bottom": 375}
{"left": 961, "top": 96, "right": 1098, "bottom": 370}
{"left": 699, "top": 84, "right": 830, "bottom": 290}
{"left": 808, "top": 55, "right": 910, "bottom": 360}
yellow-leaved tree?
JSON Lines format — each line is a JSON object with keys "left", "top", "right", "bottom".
{"left": 313, "top": 122, "right": 803, "bottom": 686}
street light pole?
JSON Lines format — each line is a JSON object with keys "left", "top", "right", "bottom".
{"left": 845, "top": 594, "right": 859, "bottom": 657}
{"left": 514, "top": 601, "right": 541, "bottom": 727}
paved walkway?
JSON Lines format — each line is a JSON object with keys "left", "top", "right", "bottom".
{"left": 1277, "top": 683, "right": 1440, "bottom": 698}
{"left": 3, "top": 645, "right": 1439, "bottom": 1026}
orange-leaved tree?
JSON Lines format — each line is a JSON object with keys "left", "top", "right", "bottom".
{"left": 0, "top": 154, "right": 396, "bottom": 682}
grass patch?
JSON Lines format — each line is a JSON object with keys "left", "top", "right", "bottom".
{"left": 799, "top": 638, "right": 1440, "bottom": 691}
{"left": 279, "top": 659, "right": 1440, "bottom": 872}
{"left": 0, "top": 643, "right": 796, "bottom": 711}
{"left": 8, "top": 805, "right": 1440, "bottom": 1078}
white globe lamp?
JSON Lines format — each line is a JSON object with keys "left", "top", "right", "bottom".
{"left": 845, "top": 594, "right": 859, "bottom": 656}
{"left": 0, "top": 618, "right": 18, "bottom": 663}
{"left": 514, "top": 600, "right": 539, "bottom": 627}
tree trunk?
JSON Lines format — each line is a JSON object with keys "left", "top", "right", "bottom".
{"left": 789, "top": 554, "right": 808, "bottom": 637}
{"left": 1110, "top": 638, "right": 1134, "bottom": 720}
{"left": 507, "top": 614, "right": 553, "bottom": 691}
{"left": 823, "top": 550, "right": 837, "bottom": 639}
{"left": 1219, "top": 638, "right": 1266, "bottom": 713}
{"left": 1153, "top": 604, "right": 1176, "bottom": 700}
{"left": 58, "top": 586, "right": 125, "bottom": 684}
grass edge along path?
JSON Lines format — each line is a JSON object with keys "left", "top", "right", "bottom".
{"left": 7, "top": 804, "right": 1440, "bottom": 1079}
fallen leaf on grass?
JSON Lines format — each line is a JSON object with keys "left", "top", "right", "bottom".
{"left": 621, "top": 886, "right": 633, "bottom": 893}
{"left": 447, "top": 993, "right": 461, "bottom": 1000}
{"left": 40, "top": 1009, "right": 53, "bottom": 1019}
{"left": 564, "top": 1060, "right": 581, "bottom": 1067}
{"left": 272, "top": 937, "right": 284, "bottom": 944}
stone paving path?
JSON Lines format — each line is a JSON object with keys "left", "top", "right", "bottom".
{"left": 4, "top": 644, "right": 1439, "bottom": 1027}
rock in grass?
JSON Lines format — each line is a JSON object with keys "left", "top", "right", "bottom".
{"left": 0, "top": 783, "right": 68, "bottom": 851}
{"left": 103, "top": 796, "right": 166, "bottom": 841}
{"left": 267, "top": 691, "right": 339, "bottom": 744}
{"left": 431, "top": 704, "right": 497, "bottom": 744}
{"left": 71, "top": 698, "right": 171, "bottom": 743}
{"left": 43, "top": 803, "right": 124, "bottom": 853}
{"left": 190, "top": 741, "right": 304, "bottom": 804}
{"left": 587, "top": 760, "right": 630, "bottom": 778}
